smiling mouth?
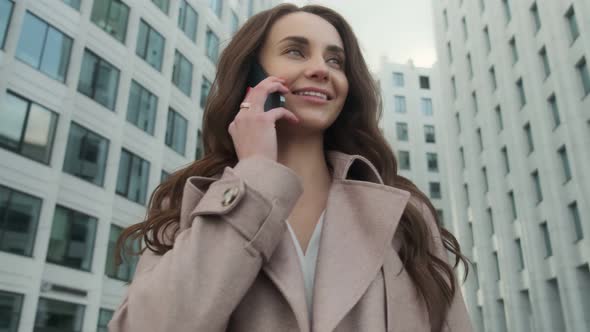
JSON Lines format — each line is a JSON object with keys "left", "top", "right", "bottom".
{"left": 293, "top": 91, "right": 330, "bottom": 100}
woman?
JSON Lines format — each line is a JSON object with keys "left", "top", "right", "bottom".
{"left": 109, "top": 4, "right": 472, "bottom": 332}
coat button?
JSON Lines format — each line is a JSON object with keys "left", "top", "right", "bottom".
{"left": 222, "top": 187, "right": 239, "bottom": 207}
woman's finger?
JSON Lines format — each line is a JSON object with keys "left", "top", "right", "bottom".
{"left": 266, "top": 107, "right": 299, "bottom": 124}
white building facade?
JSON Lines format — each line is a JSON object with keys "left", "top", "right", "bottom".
{"left": 0, "top": 0, "right": 278, "bottom": 331}
{"left": 431, "top": 0, "right": 590, "bottom": 331}
{"left": 376, "top": 59, "right": 454, "bottom": 241}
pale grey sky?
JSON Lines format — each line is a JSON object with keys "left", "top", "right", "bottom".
{"left": 282, "top": 0, "right": 437, "bottom": 71}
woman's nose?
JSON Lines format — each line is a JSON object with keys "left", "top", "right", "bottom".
{"left": 304, "top": 57, "right": 330, "bottom": 81}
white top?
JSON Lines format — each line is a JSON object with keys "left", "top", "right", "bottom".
{"left": 285, "top": 210, "right": 325, "bottom": 320}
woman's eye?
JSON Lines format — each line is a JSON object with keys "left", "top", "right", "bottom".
{"left": 287, "top": 49, "right": 303, "bottom": 57}
{"left": 328, "top": 58, "right": 343, "bottom": 67}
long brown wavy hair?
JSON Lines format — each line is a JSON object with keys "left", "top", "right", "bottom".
{"left": 116, "top": 4, "right": 469, "bottom": 330}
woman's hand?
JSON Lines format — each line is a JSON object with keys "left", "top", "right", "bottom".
{"left": 228, "top": 76, "right": 299, "bottom": 162}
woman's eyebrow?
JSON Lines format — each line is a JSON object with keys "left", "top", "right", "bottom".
{"left": 277, "top": 35, "right": 345, "bottom": 55}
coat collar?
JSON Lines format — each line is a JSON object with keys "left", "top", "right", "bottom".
{"left": 262, "top": 150, "right": 411, "bottom": 332}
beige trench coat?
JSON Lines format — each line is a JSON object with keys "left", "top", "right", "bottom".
{"left": 108, "top": 150, "right": 473, "bottom": 332}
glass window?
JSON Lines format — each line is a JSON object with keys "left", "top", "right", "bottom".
{"left": 530, "top": 2, "right": 541, "bottom": 33}
{"left": 501, "top": 146, "right": 510, "bottom": 174}
{"left": 0, "top": 290, "right": 24, "bottom": 332}
{"left": 461, "top": 17, "right": 468, "bottom": 40}
{"left": 472, "top": 92, "right": 479, "bottom": 113}
{"left": 393, "top": 72, "right": 404, "bottom": 87}
{"left": 206, "top": 28, "right": 219, "bottom": 63}
{"left": 116, "top": 149, "right": 150, "bottom": 205}
{"left": 503, "top": 0, "right": 511, "bottom": 23}
{"left": 516, "top": 78, "right": 526, "bottom": 108}
{"left": 540, "top": 222, "right": 552, "bottom": 257}
{"left": 569, "top": 201, "right": 583, "bottom": 241}
{"left": 195, "top": 129, "right": 203, "bottom": 160}
{"left": 105, "top": 224, "right": 138, "bottom": 281}
{"left": 178, "top": 0, "right": 198, "bottom": 42}
{"left": 443, "top": 9, "right": 448, "bottom": 29}
{"left": 77, "top": 49, "right": 120, "bottom": 110}
{"left": 16, "top": 12, "right": 73, "bottom": 82}
{"left": 34, "top": 298, "right": 85, "bottom": 332}
{"left": 0, "top": 91, "right": 58, "bottom": 164}
{"left": 495, "top": 105, "right": 503, "bottom": 131}
{"left": 557, "top": 145, "right": 572, "bottom": 182}
{"left": 200, "top": 76, "right": 212, "bottom": 109}
{"left": 62, "top": 122, "right": 109, "bottom": 186}
{"left": 429, "top": 182, "right": 441, "bottom": 199}
{"left": 421, "top": 98, "right": 433, "bottom": 116}
{"left": 46, "top": 205, "right": 97, "bottom": 271}
{"left": 0, "top": 0, "right": 14, "bottom": 49}
{"left": 459, "top": 147, "right": 465, "bottom": 169}
{"left": 396, "top": 122, "right": 408, "bottom": 141}
{"left": 455, "top": 112, "right": 461, "bottom": 133}
{"left": 524, "top": 123, "right": 534, "bottom": 153}
{"left": 532, "top": 170, "right": 543, "bottom": 203}
{"left": 516, "top": 239, "right": 525, "bottom": 270}
{"left": 248, "top": 0, "right": 254, "bottom": 17}
{"left": 231, "top": 11, "right": 239, "bottom": 35}
{"left": 482, "top": 167, "right": 489, "bottom": 192}
{"left": 161, "top": 170, "right": 170, "bottom": 182}
{"left": 63, "top": 0, "right": 81, "bottom": 10}
{"left": 447, "top": 42, "right": 453, "bottom": 63}
{"left": 509, "top": 37, "right": 518, "bottom": 64}
{"left": 483, "top": 27, "right": 491, "bottom": 54}
{"left": 464, "top": 184, "right": 470, "bottom": 205}
{"left": 398, "top": 150, "right": 410, "bottom": 170}
{"left": 97, "top": 308, "right": 114, "bottom": 332}
{"left": 171, "top": 50, "right": 193, "bottom": 97}
{"left": 426, "top": 153, "right": 438, "bottom": 172}
{"left": 419, "top": 76, "right": 430, "bottom": 89}
{"left": 90, "top": 0, "right": 129, "bottom": 43}
{"left": 451, "top": 76, "right": 457, "bottom": 99}
{"left": 424, "top": 125, "right": 435, "bottom": 143}
{"left": 548, "top": 94, "right": 561, "bottom": 128}
{"left": 151, "top": 0, "right": 169, "bottom": 14}
{"left": 446, "top": 42, "right": 453, "bottom": 63}
{"left": 539, "top": 46, "right": 550, "bottom": 78}
{"left": 127, "top": 80, "right": 157, "bottom": 135}
{"left": 436, "top": 209, "right": 444, "bottom": 228}
{"left": 136, "top": 19, "right": 165, "bottom": 71}
{"left": 394, "top": 95, "right": 406, "bottom": 113}
{"left": 210, "top": 0, "right": 223, "bottom": 18}
{"left": 509, "top": 191, "right": 517, "bottom": 220}
{"left": 576, "top": 57, "right": 590, "bottom": 97}
{"left": 489, "top": 66, "right": 497, "bottom": 91}
{"left": 565, "top": 6, "right": 580, "bottom": 43}
{"left": 466, "top": 53, "right": 473, "bottom": 79}
{"left": 487, "top": 208, "right": 494, "bottom": 235}
{"left": 0, "top": 185, "right": 42, "bottom": 256}
{"left": 477, "top": 128, "right": 483, "bottom": 152}
{"left": 493, "top": 252, "right": 501, "bottom": 280}
{"left": 165, "top": 109, "right": 187, "bottom": 155}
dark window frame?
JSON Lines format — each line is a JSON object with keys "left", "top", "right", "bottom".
{"left": 0, "top": 90, "right": 58, "bottom": 165}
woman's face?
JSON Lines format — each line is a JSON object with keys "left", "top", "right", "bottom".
{"left": 258, "top": 12, "right": 349, "bottom": 132}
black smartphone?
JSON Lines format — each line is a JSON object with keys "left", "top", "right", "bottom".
{"left": 246, "top": 62, "right": 286, "bottom": 112}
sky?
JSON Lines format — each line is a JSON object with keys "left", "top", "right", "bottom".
{"left": 282, "top": 0, "right": 438, "bottom": 72}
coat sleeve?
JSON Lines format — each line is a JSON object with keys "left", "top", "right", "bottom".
{"left": 108, "top": 157, "right": 303, "bottom": 332}
{"left": 419, "top": 200, "right": 474, "bottom": 332}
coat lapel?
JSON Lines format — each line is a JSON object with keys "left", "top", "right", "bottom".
{"left": 262, "top": 230, "right": 311, "bottom": 332}
{"left": 260, "top": 150, "right": 411, "bottom": 332}
{"left": 311, "top": 151, "right": 411, "bottom": 332}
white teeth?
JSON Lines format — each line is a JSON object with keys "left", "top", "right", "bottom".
{"left": 295, "top": 91, "right": 328, "bottom": 100}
